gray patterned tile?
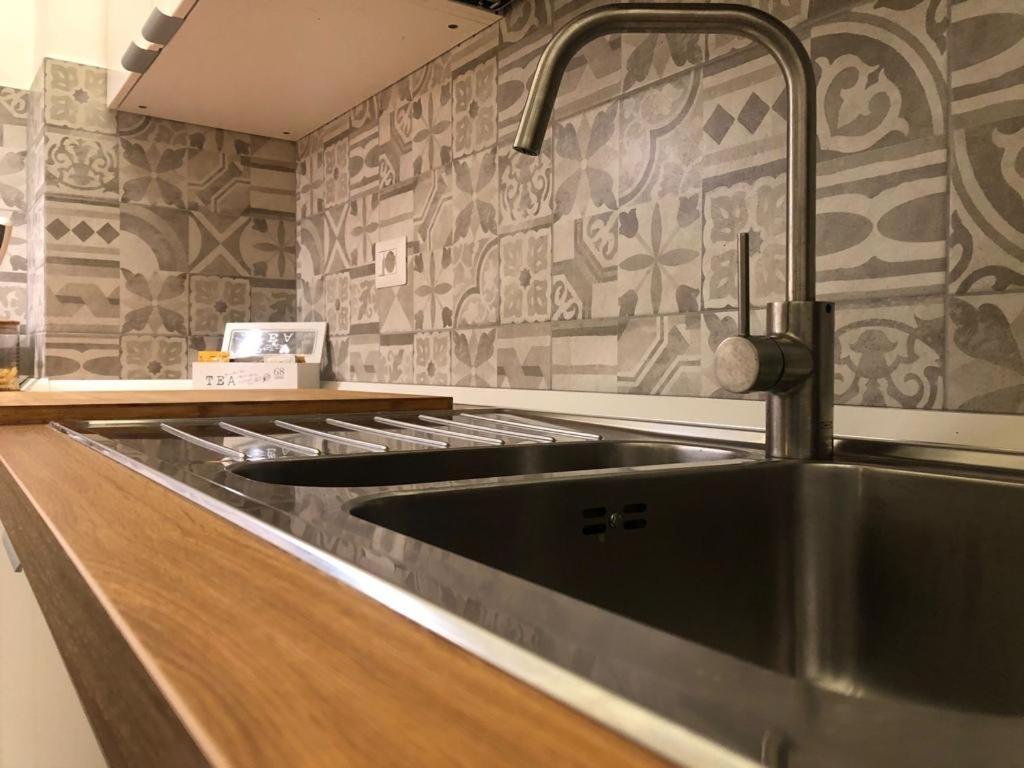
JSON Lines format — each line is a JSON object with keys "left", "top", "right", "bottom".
{"left": 551, "top": 3, "right": 622, "bottom": 118}
{"left": 120, "top": 269, "right": 187, "bottom": 335}
{"left": 188, "top": 149, "right": 250, "bottom": 213}
{"left": 251, "top": 277, "right": 297, "bottom": 323}
{"left": 116, "top": 113, "right": 189, "bottom": 146}
{"left": 347, "top": 332, "right": 383, "bottom": 382}
{"left": 0, "top": 145, "right": 26, "bottom": 211}
{"left": 324, "top": 270, "right": 350, "bottom": 336}
{"left": 951, "top": 0, "right": 1024, "bottom": 128}
{"left": 947, "top": 291, "right": 1024, "bottom": 412}
{"left": 414, "top": 330, "right": 451, "bottom": 385}
{"left": 834, "top": 295, "right": 945, "bottom": 409}
{"left": 453, "top": 55, "right": 498, "bottom": 159}
{"left": 552, "top": 101, "right": 618, "bottom": 232}
{"left": 44, "top": 60, "right": 115, "bottom": 135}
{"left": 452, "top": 147, "right": 499, "bottom": 245}
{"left": 44, "top": 127, "right": 118, "bottom": 201}
{"left": 618, "top": 313, "right": 701, "bottom": 395}
{"left": 379, "top": 94, "right": 431, "bottom": 187}
{"left": 187, "top": 126, "right": 251, "bottom": 156}
{"left": 349, "top": 265, "right": 379, "bottom": 331}
{"left": 497, "top": 322, "right": 551, "bottom": 389}
{"left": 414, "top": 166, "right": 453, "bottom": 253}
{"left": 243, "top": 216, "right": 296, "bottom": 279}
{"left": 413, "top": 248, "right": 454, "bottom": 331}
{"left": 189, "top": 274, "right": 250, "bottom": 334}
{"left": 618, "top": 196, "right": 701, "bottom": 318}
{"left": 622, "top": 30, "right": 704, "bottom": 95}
{"left": 452, "top": 326, "right": 497, "bottom": 386}
{"left": 249, "top": 153, "right": 298, "bottom": 216}
{"left": 551, "top": 317, "right": 620, "bottom": 392}
{"left": 381, "top": 332, "right": 414, "bottom": 383}
{"left": 120, "top": 333, "right": 187, "bottom": 379}
{"left": 44, "top": 333, "right": 120, "bottom": 379}
{"left": 325, "top": 192, "right": 378, "bottom": 272}
{"left": 453, "top": 237, "right": 500, "bottom": 328}
{"left": 498, "top": 135, "right": 552, "bottom": 234}
{"left": 120, "top": 203, "right": 188, "bottom": 273}
{"left": 551, "top": 210, "right": 618, "bottom": 320}
{"left": 0, "top": 87, "right": 29, "bottom": 126}
{"left": 322, "top": 134, "right": 349, "bottom": 210}
{"left": 120, "top": 139, "right": 188, "bottom": 208}
{"left": 188, "top": 209, "right": 251, "bottom": 276}
{"left": 500, "top": 227, "right": 551, "bottom": 323}
{"left": 297, "top": 214, "right": 325, "bottom": 280}
{"left": 949, "top": 114, "right": 1024, "bottom": 294}
{"left": 377, "top": 279, "right": 415, "bottom": 334}
{"left": 347, "top": 122, "right": 380, "bottom": 198}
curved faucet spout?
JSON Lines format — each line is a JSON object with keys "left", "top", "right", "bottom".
{"left": 513, "top": 2, "right": 817, "bottom": 303}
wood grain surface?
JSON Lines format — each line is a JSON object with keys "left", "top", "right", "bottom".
{"left": 0, "top": 426, "right": 671, "bottom": 768}
{"left": 0, "top": 389, "right": 452, "bottom": 425}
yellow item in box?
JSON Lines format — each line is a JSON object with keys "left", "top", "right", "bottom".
{"left": 198, "top": 350, "right": 230, "bottom": 363}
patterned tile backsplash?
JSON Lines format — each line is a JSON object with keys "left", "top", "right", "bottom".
{"left": 291, "top": 0, "right": 1024, "bottom": 415}
{"left": 3, "top": 58, "right": 297, "bottom": 379}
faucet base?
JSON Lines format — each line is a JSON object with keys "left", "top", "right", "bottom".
{"left": 766, "top": 300, "right": 834, "bottom": 460}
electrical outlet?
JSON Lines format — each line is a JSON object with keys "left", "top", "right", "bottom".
{"left": 374, "top": 237, "right": 407, "bottom": 288}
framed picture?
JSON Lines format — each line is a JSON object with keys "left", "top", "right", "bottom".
{"left": 221, "top": 322, "right": 327, "bottom": 364}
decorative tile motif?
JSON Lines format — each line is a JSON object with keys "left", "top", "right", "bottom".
{"left": 834, "top": 296, "right": 945, "bottom": 409}
{"left": 619, "top": 70, "right": 702, "bottom": 208}
{"left": 381, "top": 333, "right": 414, "bottom": 383}
{"left": 189, "top": 209, "right": 251, "bottom": 275}
{"left": 44, "top": 60, "right": 115, "bottom": 135}
{"left": 251, "top": 277, "right": 297, "bottom": 323}
{"left": 328, "top": 336, "right": 348, "bottom": 381}
{"left": 548, "top": 16, "right": 621, "bottom": 119}
{"left": 498, "top": 138, "right": 552, "bottom": 234}
{"left": 187, "top": 127, "right": 250, "bottom": 156}
{"left": 414, "top": 166, "right": 453, "bottom": 252}
{"left": 414, "top": 330, "right": 451, "bottom": 384}
{"left": 948, "top": 114, "right": 1024, "bottom": 294}
{"left": 618, "top": 313, "right": 701, "bottom": 395}
{"left": 619, "top": 196, "right": 701, "bottom": 318}
{"left": 116, "top": 113, "right": 189, "bottom": 146}
{"left": 413, "top": 249, "right": 454, "bottom": 331}
{"left": 119, "top": 139, "right": 188, "bottom": 208}
{"left": 347, "top": 333, "right": 382, "bottom": 382}
{"left": 377, "top": 281, "right": 414, "bottom": 334}
{"left": 496, "top": 27, "right": 551, "bottom": 141}
{"left": 0, "top": 146, "right": 26, "bottom": 210}
{"left": 453, "top": 56, "right": 498, "bottom": 158}
{"left": 45, "top": 128, "right": 118, "bottom": 200}
{"left": 45, "top": 256, "right": 120, "bottom": 333}
{"left": 119, "top": 203, "right": 188, "bottom": 273}
{"left": 702, "top": 171, "right": 786, "bottom": 309}
{"left": 349, "top": 267, "right": 379, "bottom": 330}
{"left": 298, "top": 275, "right": 325, "bottom": 322}
{"left": 452, "top": 148, "right": 498, "bottom": 245}
{"left": 243, "top": 216, "right": 296, "bottom": 279}
{"left": 816, "top": 137, "right": 948, "bottom": 300}
{"left": 379, "top": 95, "right": 431, "bottom": 187}
{"left": 811, "top": 2, "right": 948, "bottom": 162}
{"left": 322, "top": 134, "right": 349, "bottom": 210}
{"left": 622, "top": 32, "right": 704, "bottom": 94}
{"left": 551, "top": 210, "right": 619, "bottom": 320}
{"left": 378, "top": 183, "right": 416, "bottom": 251}
{"left": 497, "top": 322, "right": 551, "bottom": 389}
{"left": 947, "top": 292, "right": 1024, "bottom": 413}
{"left": 0, "top": 87, "right": 29, "bottom": 126}
{"left": 500, "top": 227, "right": 550, "bottom": 324}
{"left": 951, "top": 0, "right": 1024, "bottom": 128}
{"left": 551, "top": 317, "right": 620, "bottom": 392}
{"left": 452, "top": 326, "right": 498, "bottom": 386}
{"left": 44, "top": 333, "right": 120, "bottom": 379}
{"left": 121, "top": 334, "right": 187, "bottom": 379}
{"left": 452, "top": 237, "right": 500, "bottom": 328}
{"left": 347, "top": 123, "right": 380, "bottom": 197}
{"left": 0, "top": 210, "right": 27, "bottom": 273}
{"left": 297, "top": 214, "right": 325, "bottom": 280}
{"left": 249, "top": 154, "right": 298, "bottom": 215}
{"left": 0, "top": 277, "right": 26, "bottom": 321}
{"left": 552, "top": 101, "right": 618, "bottom": 238}
{"left": 120, "top": 269, "right": 187, "bottom": 335}
{"left": 188, "top": 150, "right": 250, "bottom": 213}
{"left": 326, "top": 192, "right": 378, "bottom": 271}
{"left": 324, "top": 271, "right": 350, "bottom": 336}
{"left": 189, "top": 275, "right": 250, "bottom": 334}
{"left": 428, "top": 81, "right": 453, "bottom": 168}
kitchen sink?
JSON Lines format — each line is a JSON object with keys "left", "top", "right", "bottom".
{"left": 229, "top": 440, "right": 745, "bottom": 487}
{"left": 351, "top": 460, "right": 1024, "bottom": 717}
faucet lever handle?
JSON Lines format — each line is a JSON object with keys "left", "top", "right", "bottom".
{"left": 737, "top": 232, "right": 750, "bottom": 336}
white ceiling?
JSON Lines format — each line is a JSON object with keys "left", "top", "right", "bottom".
{"left": 120, "top": 0, "right": 499, "bottom": 139}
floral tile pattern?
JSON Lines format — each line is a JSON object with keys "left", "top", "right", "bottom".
{"left": 413, "top": 249, "right": 454, "bottom": 331}
{"left": 497, "top": 322, "right": 551, "bottom": 389}
{"left": 452, "top": 148, "right": 498, "bottom": 245}
{"left": 120, "top": 269, "right": 187, "bottom": 335}
{"left": 0, "top": 87, "right": 28, "bottom": 126}
{"left": 243, "top": 216, "right": 296, "bottom": 279}
{"left": 619, "top": 196, "right": 701, "bottom": 317}
{"left": 834, "top": 295, "right": 945, "bottom": 409}
{"left": 618, "top": 313, "right": 701, "bottom": 395}
{"left": 121, "top": 334, "right": 187, "bottom": 379}
{"left": 0, "top": 146, "right": 26, "bottom": 211}
{"left": 453, "top": 56, "right": 498, "bottom": 158}
{"left": 188, "top": 149, "right": 250, "bottom": 214}
{"left": 251, "top": 278, "right": 297, "bottom": 323}
{"left": 119, "top": 203, "right": 188, "bottom": 273}
{"left": 452, "top": 326, "right": 498, "bottom": 386}
{"left": 381, "top": 333, "right": 414, "bottom": 383}
{"left": 551, "top": 210, "right": 619, "bottom": 320}
{"left": 324, "top": 270, "right": 350, "bottom": 336}
{"left": 498, "top": 138, "right": 552, "bottom": 235}
{"left": 44, "top": 60, "right": 115, "bottom": 135}
{"left": 622, "top": 31, "right": 704, "bottom": 95}
{"left": 45, "top": 128, "right": 118, "bottom": 201}
{"left": 349, "top": 267, "right": 380, "bottom": 331}
{"left": 414, "top": 330, "right": 451, "bottom": 385}
{"left": 500, "top": 227, "right": 551, "bottom": 324}
{"left": 552, "top": 102, "right": 619, "bottom": 226}
{"left": 947, "top": 292, "right": 1024, "bottom": 412}
{"left": 322, "top": 134, "right": 349, "bottom": 210}
{"left": 189, "top": 275, "right": 250, "bottom": 335}
{"left": 452, "top": 237, "right": 500, "bottom": 328}
{"left": 120, "top": 139, "right": 188, "bottom": 208}
{"left": 116, "top": 113, "right": 189, "bottom": 146}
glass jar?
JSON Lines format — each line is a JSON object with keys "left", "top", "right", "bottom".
{"left": 0, "top": 320, "right": 19, "bottom": 391}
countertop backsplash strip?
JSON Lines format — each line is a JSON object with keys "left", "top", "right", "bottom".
{"left": 13, "top": 58, "right": 298, "bottom": 380}
{"left": 295, "top": 0, "right": 1024, "bottom": 415}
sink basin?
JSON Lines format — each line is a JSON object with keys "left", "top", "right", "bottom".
{"left": 229, "top": 440, "right": 745, "bottom": 487}
{"left": 351, "top": 460, "right": 1024, "bottom": 717}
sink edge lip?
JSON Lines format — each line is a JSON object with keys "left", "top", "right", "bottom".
{"left": 49, "top": 420, "right": 759, "bottom": 768}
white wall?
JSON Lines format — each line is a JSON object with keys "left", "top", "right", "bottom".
{"left": 0, "top": 0, "right": 37, "bottom": 88}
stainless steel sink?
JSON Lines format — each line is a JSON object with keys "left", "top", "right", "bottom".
{"left": 230, "top": 440, "right": 744, "bottom": 487}
{"left": 351, "top": 460, "right": 1024, "bottom": 718}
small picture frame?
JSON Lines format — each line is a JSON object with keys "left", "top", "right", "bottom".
{"left": 221, "top": 322, "right": 327, "bottom": 364}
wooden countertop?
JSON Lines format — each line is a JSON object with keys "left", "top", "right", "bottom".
{"left": 0, "top": 389, "right": 452, "bottom": 425}
{"left": 0, "top": 425, "right": 670, "bottom": 768}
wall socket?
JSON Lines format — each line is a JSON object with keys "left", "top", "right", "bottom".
{"left": 374, "top": 237, "right": 407, "bottom": 288}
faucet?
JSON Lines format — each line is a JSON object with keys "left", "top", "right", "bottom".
{"left": 514, "top": 2, "right": 834, "bottom": 460}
